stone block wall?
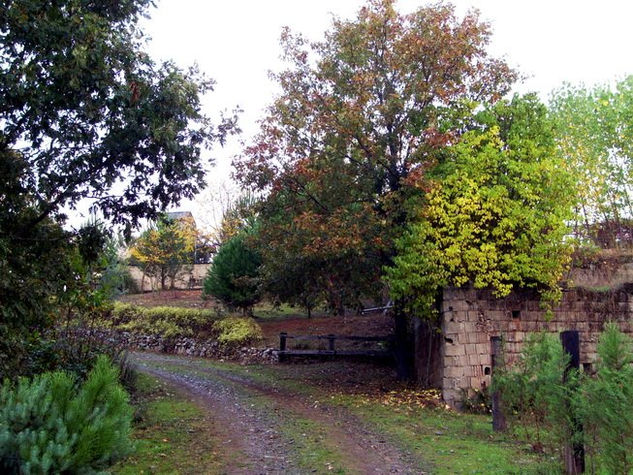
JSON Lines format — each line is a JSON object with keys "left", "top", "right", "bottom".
{"left": 440, "top": 284, "right": 633, "bottom": 407}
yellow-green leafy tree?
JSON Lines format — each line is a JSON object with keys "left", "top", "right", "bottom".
{"left": 551, "top": 77, "right": 633, "bottom": 247}
{"left": 130, "top": 216, "right": 196, "bottom": 290}
{"left": 386, "top": 94, "right": 576, "bottom": 315}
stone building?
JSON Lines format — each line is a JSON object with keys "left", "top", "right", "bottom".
{"left": 423, "top": 259, "right": 633, "bottom": 407}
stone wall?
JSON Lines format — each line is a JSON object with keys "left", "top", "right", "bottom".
{"left": 128, "top": 264, "right": 211, "bottom": 292}
{"left": 440, "top": 284, "right": 633, "bottom": 407}
{"left": 87, "top": 328, "right": 278, "bottom": 364}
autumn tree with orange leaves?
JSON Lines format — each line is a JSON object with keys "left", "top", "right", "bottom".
{"left": 234, "top": 0, "right": 517, "bottom": 376}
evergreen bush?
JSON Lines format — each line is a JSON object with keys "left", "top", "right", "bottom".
{"left": 203, "top": 233, "right": 262, "bottom": 313}
{"left": 0, "top": 355, "right": 133, "bottom": 473}
{"left": 578, "top": 323, "right": 633, "bottom": 474}
{"left": 493, "top": 332, "right": 573, "bottom": 453}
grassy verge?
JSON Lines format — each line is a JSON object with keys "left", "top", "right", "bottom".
{"left": 333, "top": 395, "right": 556, "bottom": 474}
{"left": 266, "top": 410, "right": 347, "bottom": 474}
{"left": 112, "top": 373, "right": 224, "bottom": 474}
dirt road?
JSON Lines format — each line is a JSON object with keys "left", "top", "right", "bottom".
{"left": 131, "top": 352, "right": 426, "bottom": 474}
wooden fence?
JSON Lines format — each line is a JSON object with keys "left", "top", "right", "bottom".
{"left": 278, "top": 332, "right": 393, "bottom": 360}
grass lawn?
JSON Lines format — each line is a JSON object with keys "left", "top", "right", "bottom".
{"left": 112, "top": 373, "right": 224, "bottom": 474}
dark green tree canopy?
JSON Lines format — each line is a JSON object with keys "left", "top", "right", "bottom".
{"left": 203, "top": 232, "right": 262, "bottom": 312}
{"left": 0, "top": 0, "right": 237, "bottom": 229}
{"left": 0, "top": 0, "right": 236, "bottom": 376}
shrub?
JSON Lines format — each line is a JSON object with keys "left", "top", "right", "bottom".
{"left": 0, "top": 355, "right": 133, "bottom": 473}
{"left": 493, "top": 332, "right": 573, "bottom": 453}
{"left": 108, "top": 303, "right": 218, "bottom": 338}
{"left": 203, "top": 233, "right": 261, "bottom": 313}
{"left": 213, "top": 316, "right": 263, "bottom": 347}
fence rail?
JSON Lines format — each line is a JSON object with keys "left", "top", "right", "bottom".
{"left": 278, "top": 332, "right": 393, "bottom": 360}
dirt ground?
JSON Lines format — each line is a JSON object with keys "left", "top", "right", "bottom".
{"left": 118, "top": 289, "right": 216, "bottom": 309}
{"left": 132, "top": 352, "right": 426, "bottom": 474}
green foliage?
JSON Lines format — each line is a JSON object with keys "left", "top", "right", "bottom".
{"left": 0, "top": 217, "right": 118, "bottom": 380}
{"left": 0, "top": 0, "right": 235, "bottom": 378}
{"left": 129, "top": 215, "right": 197, "bottom": 291}
{"left": 493, "top": 333, "right": 573, "bottom": 454}
{"left": 496, "top": 326, "right": 633, "bottom": 472}
{"left": 203, "top": 233, "right": 262, "bottom": 312}
{"left": 0, "top": 355, "right": 133, "bottom": 473}
{"left": 22, "top": 327, "right": 136, "bottom": 390}
{"left": 577, "top": 323, "right": 633, "bottom": 473}
{"left": 386, "top": 95, "right": 574, "bottom": 315}
{"left": 100, "top": 303, "right": 262, "bottom": 346}
{"left": 551, "top": 76, "right": 633, "bottom": 247}
{"left": 213, "top": 316, "right": 263, "bottom": 347}
{"left": 1, "top": 0, "right": 235, "bottom": 228}
{"left": 108, "top": 303, "right": 219, "bottom": 339}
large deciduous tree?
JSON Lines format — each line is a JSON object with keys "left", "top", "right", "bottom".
{"left": 1, "top": 0, "right": 236, "bottom": 229}
{"left": 0, "top": 0, "right": 236, "bottom": 373}
{"left": 234, "top": 0, "right": 516, "bottom": 375}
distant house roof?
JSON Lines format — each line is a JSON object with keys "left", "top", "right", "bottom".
{"left": 166, "top": 211, "right": 193, "bottom": 220}
{"left": 166, "top": 211, "right": 196, "bottom": 228}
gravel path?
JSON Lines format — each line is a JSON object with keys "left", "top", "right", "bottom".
{"left": 131, "top": 352, "right": 426, "bottom": 474}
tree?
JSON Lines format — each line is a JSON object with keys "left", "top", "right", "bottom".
{"left": 386, "top": 95, "right": 575, "bottom": 314}
{"left": 0, "top": 0, "right": 235, "bottom": 374}
{"left": 579, "top": 323, "right": 633, "bottom": 473}
{"left": 234, "top": 0, "right": 515, "bottom": 301}
{"left": 203, "top": 232, "right": 262, "bottom": 314}
{"left": 550, "top": 77, "right": 633, "bottom": 247}
{"left": 1, "top": 0, "right": 236, "bottom": 230}
{"left": 234, "top": 0, "right": 516, "bottom": 375}
{"left": 129, "top": 216, "right": 196, "bottom": 290}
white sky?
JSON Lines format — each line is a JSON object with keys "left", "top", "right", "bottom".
{"left": 131, "top": 0, "right": 633, "bottom": 229}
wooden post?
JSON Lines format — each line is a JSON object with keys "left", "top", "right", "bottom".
{"left": 490, "top": 336, "right": 507, "bottom": 432}
{"left": 561, "top": 330, "right": 584, "bottom": 474}
{"left": 279, "top": 332, "right": 288, "bottom": 363}
{"left": 280, "top": 332, "right": 287, "bottom": 351}
{"left": 328, "top": 334, "right": 336, "bottom": 352}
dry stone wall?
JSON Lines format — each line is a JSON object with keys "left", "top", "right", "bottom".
{"left": 440, "top": 284, "right": 633, "bottom": 407}
{"left": 84, "top": 328, "right": 279, "bottom": 364}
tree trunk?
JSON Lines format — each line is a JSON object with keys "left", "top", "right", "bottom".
{"left": 160, "top": 268, "right": 166, "bottom": 291}
{"left": 393, "top": 300, "right": 412, "bottom": 381}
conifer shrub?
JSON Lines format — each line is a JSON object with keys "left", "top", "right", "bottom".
{"left": 496, "top": 325, "right": 633, "bottom": 472}
{"left": 0, "top": 355, "right": 133, "bottom": 473}
{"left": 577, "top": 323, "right": 633, "bottom": 474}
{"left": 493, "top": 333, "right": 573, "bottom": 453}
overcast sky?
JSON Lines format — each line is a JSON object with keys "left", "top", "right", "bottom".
{"left": 137, "top": 0, "right": 633, "bottom": 227}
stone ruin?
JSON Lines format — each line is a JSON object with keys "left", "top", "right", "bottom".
{"left": 419, "top": 257, "right": 633, "bottom": 407}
